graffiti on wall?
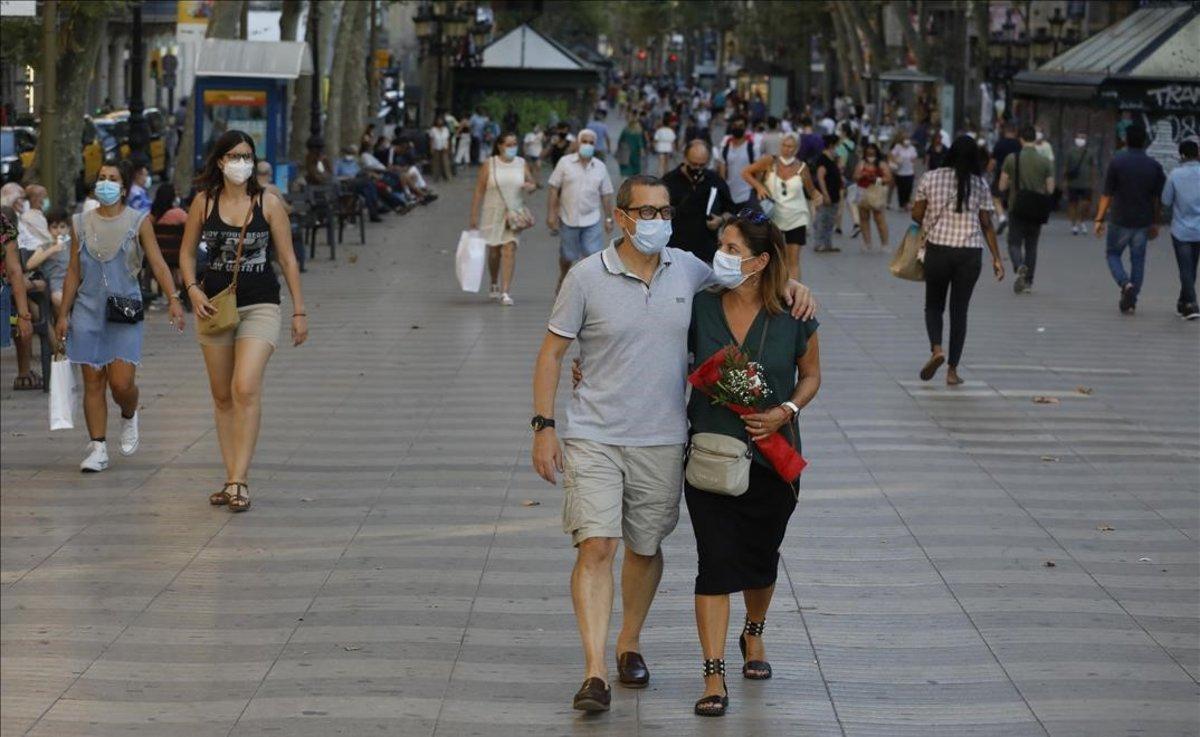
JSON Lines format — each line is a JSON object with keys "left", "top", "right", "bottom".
{"left": 1142, "top": 112, "right": 1198, "bottom": 174}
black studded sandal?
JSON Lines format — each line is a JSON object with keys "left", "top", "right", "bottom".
{"left": 228, "top": 482, "right": 251, "bottom": 513}
{"left": 740, "top": 617, "right": 772, "bottom": 680}
{"left": 693, "top": 659, "right": 728, "bottom": 717}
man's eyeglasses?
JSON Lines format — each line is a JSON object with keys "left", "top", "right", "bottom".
{"left": 622, "top": 205, "right": 675, "bottom": 221}
{"left": 736, "top": 207, "right": 769, "bottom": 224}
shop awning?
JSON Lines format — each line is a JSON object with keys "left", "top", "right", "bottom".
{"left": 1013, "top": 5, "right": 1199, "bottom": 99}
{"left": 195, "top": 39, "right": 313, "bottom": 79}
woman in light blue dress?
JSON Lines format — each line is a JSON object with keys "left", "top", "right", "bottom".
{"left": 56, "top": 161, "right": 184, "bottom": 472}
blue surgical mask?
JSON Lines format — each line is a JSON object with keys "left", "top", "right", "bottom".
{"left": 40, "top": 199, "right": 49, "bottom": 213}
{"left": 504, "top": 146, "right": 518, "bottom": 159}
{"left": 95, "top": 180, "right": 122, "bottom": 206}
{"left": 712, "top": 250, "right": 755, "bottom": 288}
{"left": 578, "top": 143, "right": 595, "bottom": 158}
{"left": 625, "top": 217, "right": 672, "bottom": 255}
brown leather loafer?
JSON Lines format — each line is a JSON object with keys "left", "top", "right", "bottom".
{"left": 572, "top": 677, "right": 611, "bottom": 712}
{"left": 617, "top": 651, "right": 650, "bottom": 688}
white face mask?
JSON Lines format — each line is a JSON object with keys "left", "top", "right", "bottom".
{"left": 712, "top": 250, "right": 756, "bottom": 288}
{"left": 624, "top": 216, "right": 672, "bottom": 255}
{"left": 222, "top": 159, "right": 254, "bottom": 185}
{"left": 778, "top": 156, "right": 796, "bottom": 166}
{"left": 1035, "top": 130, "right": 1045, "bottom": 142}
{"left": 1074, "top": 138, "right": 1086, "bottom": 147}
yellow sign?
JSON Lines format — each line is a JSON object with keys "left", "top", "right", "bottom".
{"left": 177, "top": 0, "right": 212, "bottom": 25}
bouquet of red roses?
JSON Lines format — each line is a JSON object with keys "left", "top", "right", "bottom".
{"left": 689, "top": 344, "right": 807, "bottom": 482}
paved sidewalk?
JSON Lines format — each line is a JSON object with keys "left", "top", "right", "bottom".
{"left": 1, "top": 166, "right": 1197, "bottom": 737}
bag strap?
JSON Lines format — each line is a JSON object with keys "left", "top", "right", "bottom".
{"left": 491, "top": 156, "right": 515, "bottom": 213}
{"left": 227, "top": 195, "right": 254, "bottom": 291}
{"left": 1014, "top": 147, "right": 1023, "bottom": 193}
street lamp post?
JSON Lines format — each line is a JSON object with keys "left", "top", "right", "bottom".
{"left": 306, "top": 3, "right": 323, "bottom": 151}
{"left": 1048, "top": 7, "right": 1067, "bottom": 57}
{"left": 128, "top": 0, "right": 150, "bottom": 167}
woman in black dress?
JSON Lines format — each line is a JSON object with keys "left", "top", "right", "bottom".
{"left": 686, "top": 210, "right": 821, "bottom": 716}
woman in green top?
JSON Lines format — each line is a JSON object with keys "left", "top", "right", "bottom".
{"left": 616, "top": 119, "right": 645, "bottom": 177}
{"left": 687, "top": 209, "right": 821, "bottom": 717}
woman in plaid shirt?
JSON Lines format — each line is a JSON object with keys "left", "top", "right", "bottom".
{"left": 911, "top": 136, "right": 1005, "bottom": 385}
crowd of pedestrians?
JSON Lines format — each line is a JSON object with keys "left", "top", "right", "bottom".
{"left": 4, "top": 73, "right": 1198, "bottom": 725}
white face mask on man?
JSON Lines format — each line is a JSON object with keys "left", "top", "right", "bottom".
{"left": 1074, "top": 137, "right": 1086, "bottom": 147}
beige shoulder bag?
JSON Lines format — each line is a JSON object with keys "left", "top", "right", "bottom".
{"left": 685, "top": 321, "right": 770, "bottom": 496}
{"left": 197, "top": 195, "right": 253, "bottom": 336}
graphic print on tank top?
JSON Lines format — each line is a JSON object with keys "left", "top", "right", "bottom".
{"left": 201, "top": 195, "right": 281, "bottom": 306}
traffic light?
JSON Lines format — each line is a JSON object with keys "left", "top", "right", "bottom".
{"left": 636, "top": 48, "right": 647, "bottom": 60}
{"left": 668, "top": 53, "right": 678, "bottom": 63}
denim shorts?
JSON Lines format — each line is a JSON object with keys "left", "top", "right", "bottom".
{"left": 559, "top": 222, "right": 605, "bottom": 264}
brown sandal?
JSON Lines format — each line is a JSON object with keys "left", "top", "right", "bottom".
{"left": 12, "top": 371, "right": 43, "bottom": 391}
{"left": 228, "top": 482, "right": 251, "bottom": 512}
{"left": 209, "top": 483, "right": 235, "bottom": 506}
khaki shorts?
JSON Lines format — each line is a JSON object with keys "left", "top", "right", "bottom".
{"left": 562, "top": 439, "right": 685, "bottom": 556}
{"left": 196, "top": 303, "right": 281, "bottom": 348}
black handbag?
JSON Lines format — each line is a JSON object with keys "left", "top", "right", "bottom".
{"left": 105, "top": 294, "right": 144, "bottom": 324}
{"left": 100, "top": 261, "right": 144, "bottom": 324}
{"left": 1010, "top": 150, "right": 1052, "bottom": 225}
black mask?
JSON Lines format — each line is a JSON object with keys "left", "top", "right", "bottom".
{"left": 730, "top": 126, "right": 745, "bottom": 137}
{"left": 686, "top": 164, "right": 706, "bottom": 179}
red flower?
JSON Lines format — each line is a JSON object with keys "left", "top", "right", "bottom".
{"left": 689, "top": 348, "right": 727, "bottom": 390}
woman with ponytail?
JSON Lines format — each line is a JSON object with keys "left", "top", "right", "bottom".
{"left": 684, "top": 209, "right": 822, "bottom": 716}
{"left": 911, "top": 135, "right": 1005, "bottom": 385}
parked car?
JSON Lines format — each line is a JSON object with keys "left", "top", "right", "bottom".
{"left": 0, "top": 126, "right": 37, "bottom": 185}
{"left": 80, "top": 117, "right": 105, "bottom": 186}
{"left": 95, "top": 108, "right": 169, "bottom": 175}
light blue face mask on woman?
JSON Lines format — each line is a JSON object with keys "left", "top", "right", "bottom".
{"left": 95, "top": 180, "right": 122, "bottom": 206}
{"left": 503, "top": 146, "right": 518, "bottom": 159}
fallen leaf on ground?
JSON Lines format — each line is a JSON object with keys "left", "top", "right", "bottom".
{"left": 347, "top": 253, "right": 358, "bottom": 263}
{"left": 1032, "top": 396, "right": 1060, "bottom": 405}
{"left": 1040, "top": 455, "right": 1060, "bottom": 462}
{"left": 1075, "top": 385, "right": 1094, "bottom": 395}
{"left": 1043, "top": 560, "right": 1056, "bottom": 567}
{"left": 521, "top": 499, "right": 541, "bottom": 507}
{"left": 343, "top": 645, "right": 361, "bottom": 651}
{"left": 1097, "top": 523, "right": 1115, "bottom": 531}
{"left": 1138, "top": 557, "right": 1153, "bottom": 562}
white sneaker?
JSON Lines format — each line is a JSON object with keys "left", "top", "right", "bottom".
{"left": 500, "top": 293, "right": 514, "bottom": 307}
{"left": 119, "top": 412, "right": 139, "bottom": 456}
{"left": 80, "top": 441, "right": 109, "bottom": 473}
{"left": 489, "top": 284, "right": 501, "bottom": 300}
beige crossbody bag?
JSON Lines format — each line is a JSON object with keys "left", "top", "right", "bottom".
{"left": 685, "top": 322, "right": 770, "bottom": 497}
{"left": 196, "top": 195, "right": 253, "bottom": 336}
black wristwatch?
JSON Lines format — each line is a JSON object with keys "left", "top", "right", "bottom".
{"left": 531, "top": 415, "right": 556, "bottom": 432}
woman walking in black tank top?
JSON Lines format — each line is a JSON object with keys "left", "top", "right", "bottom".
{"left": 178, "top": 130, "right": 308, "bottom": 512}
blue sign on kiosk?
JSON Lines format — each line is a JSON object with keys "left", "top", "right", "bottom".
{"left": 192, "top": 39, "right": 312, "bottom": 189}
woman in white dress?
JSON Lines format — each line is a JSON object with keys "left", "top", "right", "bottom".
{"left": 469, "top": 132, "right": 537, "bottom": 306}
{"left": 742, "top": 133, "right": 823, "bottom": 280}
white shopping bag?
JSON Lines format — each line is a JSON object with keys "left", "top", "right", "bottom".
{"left": 455, "top": 229, "right": 487, "bottom": 293}
{"left": 48, "top": 356, "right": 77, "bottom": 431}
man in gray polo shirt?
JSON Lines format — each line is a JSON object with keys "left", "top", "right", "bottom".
{"left": 531, "top": 175, "right": 815, "bottom": 712}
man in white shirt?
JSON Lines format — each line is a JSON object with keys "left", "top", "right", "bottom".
{"left": 546, "top": 129, "right": 615, "bottom": 287}
{"left": 16, "top": 184, "right": 53, "bottom": 253}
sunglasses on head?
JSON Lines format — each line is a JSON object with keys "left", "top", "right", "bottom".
{"left": 736, "top": 207, "right": 769, "bottom": 225}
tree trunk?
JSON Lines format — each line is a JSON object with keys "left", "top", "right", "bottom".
{"left": 891, "top": 0, "right": 928, "bottom": 70}
{"left": 172, "top": 0, "right": 243, "bottom": 193}
{"left": 30, "top": 7, "right": 107, "bottom": 207}
{"left": 324, "top": 1, "right": 355, "bottom": 157}
{"left": 832, "top": 3, "right": 868, "bottom": 103}
{"left": 280, "top": 0, "right": 303, "bottom": 41}
{"left": 339, "top": 1, "right": 369, "bottom": 153}
{"left": 286, "top": 1, "right": 312, "bottom": 163}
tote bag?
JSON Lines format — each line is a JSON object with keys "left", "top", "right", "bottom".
{"left": 48, "top": 354, "right": 77, "bottom": 430}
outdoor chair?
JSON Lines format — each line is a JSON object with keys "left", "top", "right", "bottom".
{"left": 302, "top": 183, "right": 338, "bottom": 260}
{"left": 336, "top": 184, "right": 368, "bottom": 245}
